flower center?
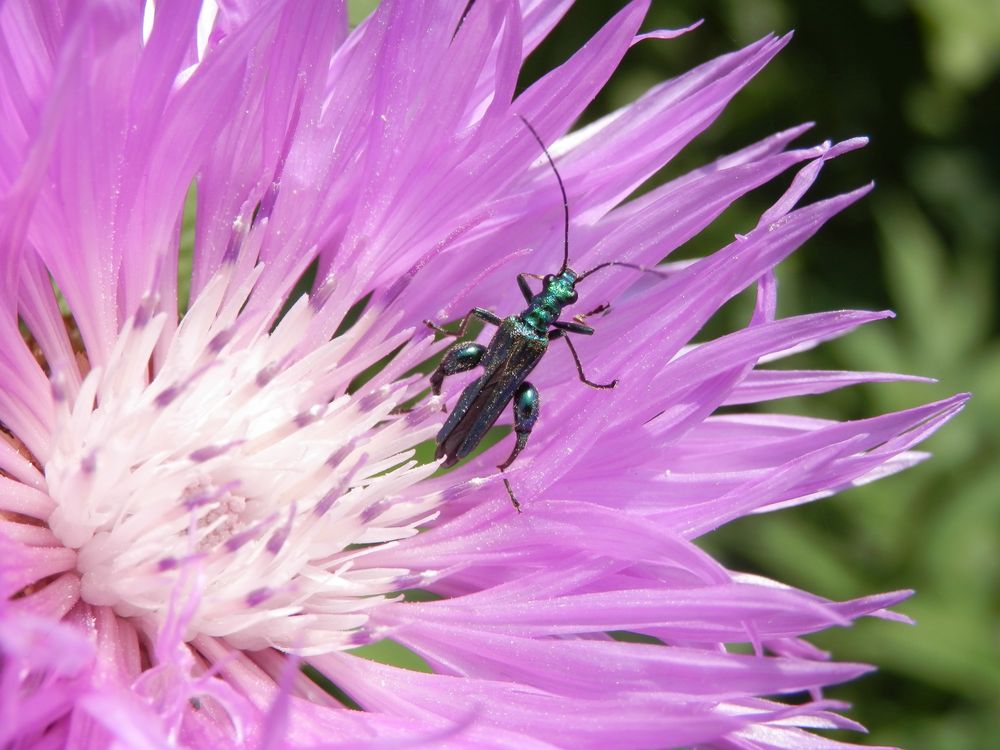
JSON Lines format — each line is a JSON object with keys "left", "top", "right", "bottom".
{"left": 43, "top": 272, "right": 440, "bottom": 651}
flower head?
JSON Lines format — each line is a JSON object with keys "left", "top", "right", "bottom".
{"left": 0, "top": 1, "right": 966, "bottom": 748}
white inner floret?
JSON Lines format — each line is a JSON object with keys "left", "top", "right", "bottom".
{"left": 44, "top": 269, "right": 440, "bottom": 652}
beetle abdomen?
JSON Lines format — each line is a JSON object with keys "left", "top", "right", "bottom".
{"left": 435, "top": 317, "right": 546, "bottom": 466}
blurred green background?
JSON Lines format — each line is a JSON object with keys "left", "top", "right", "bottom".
{"left": 345, "top": 2, "right": 999, "bottom": 747}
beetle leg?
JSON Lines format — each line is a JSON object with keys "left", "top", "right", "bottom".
{"left": 551, "top": 320, "right": 594, "bottom": 335}
{"left": 496, "top": 382, "right": 539, "bottom": 512}
{"left": 430, "top": 342, "right": 486, "bottom": 395}
{"left": 501, "top": 476, "right": 522, "bottom": 513}
{"left": 574, "top": 302, "right": 610, "bottom": 322}
{"left": 497, "top": 382, "right": 539, "bottom": 471}
{"left": 548, "top": 330, "right": 617, "bottom": 389}
{"left": 517, "top": 273, "right": 544, "bottom": 302}
{"left": 424, "top": 308, "right": 501, "bottom": 338}
{"left": 552, "top": 303, "right": 611, "bottom": 335}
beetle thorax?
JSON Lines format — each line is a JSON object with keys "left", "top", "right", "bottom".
{"left": 520, "top": 269, "right": 578, "bottom": 334}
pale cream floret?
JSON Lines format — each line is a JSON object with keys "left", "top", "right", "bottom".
{"left": 45, "top": 266, "right": 441, "bottom": 653}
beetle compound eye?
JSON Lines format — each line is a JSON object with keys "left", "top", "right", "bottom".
{"left": 566, "top": 290, "right": 578, "bottom": 304}
{"left": 543, "top": 274, "right": 555, "bottom": 286}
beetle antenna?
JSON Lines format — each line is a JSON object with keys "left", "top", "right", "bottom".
{"left": 515, "top": 114, "right": 570, "bottom": 273}
{"left": 577, "top": 260, "right": 666, "bottom": 283}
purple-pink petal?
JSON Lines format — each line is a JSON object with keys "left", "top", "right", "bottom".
{"left": 0, "top": 2, "right": 966, "bottom": 748}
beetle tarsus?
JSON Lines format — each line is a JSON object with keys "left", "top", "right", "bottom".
{"left": 501, "top": 475, "right": 522, "bottom": 513}
{"left": 574, "top": 302, "right": 610, "bottom": 322}
{"left": 560, "top": 335, "right": 617, "bottom": 389}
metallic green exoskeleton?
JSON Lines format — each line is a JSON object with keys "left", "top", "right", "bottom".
{"left": 426, "top": 116, "right": 659, "bottom": 510}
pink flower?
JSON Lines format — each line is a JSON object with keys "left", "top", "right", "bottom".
{"left": 0, "top": 1, "right": 965, "bottom": 748}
